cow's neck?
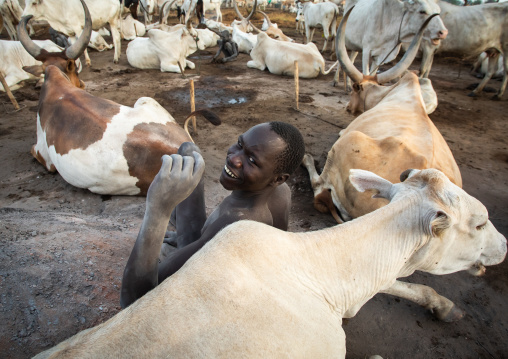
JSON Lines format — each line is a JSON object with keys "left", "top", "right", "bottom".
{"left": 297, "top": 193, "right": 428, "bottom": 316}
{"left": 372, "top": 74, "right": 426, "bottom": 115}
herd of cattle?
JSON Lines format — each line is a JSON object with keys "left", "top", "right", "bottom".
{"left": 0, "top": 0, "right": 507, "bottom": 357}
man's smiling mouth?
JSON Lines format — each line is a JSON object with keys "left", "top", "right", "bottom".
{"left": 224, "top": 165, "right": 238, "bottom": 179}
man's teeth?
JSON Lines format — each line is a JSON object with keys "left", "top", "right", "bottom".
{"left": 225, "top": 165, "right": 237, "bottom": 179}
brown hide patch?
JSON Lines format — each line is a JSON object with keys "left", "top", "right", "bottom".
{"left": 31, "top": 145, "right": 56, "bottom": 172}
{"left": 123, "top": 122, "right": 191, "bottom": 195}
{"left": 38, "top": 66, "right": 120, "bottom": 155}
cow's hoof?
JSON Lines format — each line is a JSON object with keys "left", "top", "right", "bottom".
{"left": 86, "top": 61, "right": 92, "bottom": 67}
{"left": 114, "top": 59, "right": 119, "bottom": 64}
{"left": 467, "top": 91, "right": 477, "bottom": 97}
{"left": 491, "top": 95, "right": 501, "bottom": 101}
{"left": 435, "top": 304, "right": 465, "bottom": 322}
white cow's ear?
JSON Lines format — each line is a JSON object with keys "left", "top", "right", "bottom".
{"left": 349, "top": 169, "right": 393, "bottom": 199}
{"left": 427, "top": 210, "right": 451, "bottom": 237}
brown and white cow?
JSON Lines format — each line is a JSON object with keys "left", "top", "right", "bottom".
{"left": 303, "top": 9, "right": 462, "bottom": 224}
{"left": 31, "top": 168, "right": 506, "bottom": 358}
{"left": 18, "top": 0, "right": 220, "bottom": 196}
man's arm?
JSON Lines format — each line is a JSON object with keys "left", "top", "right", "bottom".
{"left": 120, "top": 152, "right": 204, "bottom": 308}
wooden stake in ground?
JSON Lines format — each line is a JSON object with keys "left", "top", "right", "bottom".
{"left": 189, "top": 79, "right": 196, "bottom": 133}
{"left": 294, "top": 60, "right": 299, "bottom": 110}
{"left": 0, "top": 71, "right": 20, "bottom": 111}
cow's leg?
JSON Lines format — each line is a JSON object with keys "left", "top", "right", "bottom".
{"left": 344, "top": 51, "right": 358, "bottom": 92}
{"left": 161, "top": 61, "right": 183, "bottom": 73}
{"left": 321, "top": 28, "right": 329, "bottom": 53}
{"left": 362, "top": 48, "right": 371, "bottom": 76}
{"left": 468, "top": 52, "right": 499, "bottom": 97}
{"left": 302, "top": 154, "right": 322, "bottom": 190}
{"left": 494, "top": 52, "right": 507, "bottom": 100}
{"left": 381, "top": 280, "right": 465, "bottom": 322}
{"left": 247, "top": 59, "right": 266, "bottom": 71}
{"left": 109, "top": 18, "right": 122, "bottom": 64}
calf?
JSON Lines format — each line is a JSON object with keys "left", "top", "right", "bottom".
{"left": 31, "top": 167, "right": 506, "bottom": 358}
{"left": 247, "top": 31, "right": 338, "bottom": 78}
{"left": 18, "top": 0, "right": 219, "bottom": 196}
{"left": 126, "top": 23, "right": 206, "bottom": 73}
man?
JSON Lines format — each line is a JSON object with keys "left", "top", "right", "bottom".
{"left": 121, "top": 122, "right": 305, "bottom": 308}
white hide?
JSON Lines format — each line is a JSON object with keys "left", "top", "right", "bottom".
{"left": 299, "top": 0, "right": 339, "bottom": 52}
{"left": 88, "top": 30, "right": 113, "bottom": 51}
{"left": 203, "top": 18, "right": 232, "bottom": 34}
{"left": 31, "top": 168, "right": 506, "bottom": 358}
{"left": 232, "top": 23, "right": 257, "bottom": 54}
{"left": 247, "top": 32, "right": 338, "bottom": 78}
{"left": 121, "top": 13, "right": 147, "bottom": 40}
{"left": 33, "top": 98, "right": 180, "bottom": 195}
{"left": 126, "top": 28, "right": 206, "bottom": 73}
{"left": 22, "top": 0, "right": 122, "bottom": 65}
{"left": 0, "top": 39, "right": 82, "bottom": 92}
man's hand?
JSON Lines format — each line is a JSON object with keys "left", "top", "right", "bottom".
{"left": 146, "top": 152, "right": 205, "bottom": 214}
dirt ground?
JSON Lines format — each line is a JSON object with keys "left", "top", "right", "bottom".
{"left": 1, "top": 9, "right": 507, "bottom": 359}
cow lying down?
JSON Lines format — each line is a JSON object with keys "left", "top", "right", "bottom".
{"left": 33, "top": 168, "right": 506, "bottom": 358}
{"left": 247, "top": 32, "right": 338, "bottom": 78}
{"left": 126, "top": 24, "right": 206, "bottom": 73}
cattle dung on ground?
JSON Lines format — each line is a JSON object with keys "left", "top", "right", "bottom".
{"left": 0, "top": 7, "right": 507, "bottom": 359}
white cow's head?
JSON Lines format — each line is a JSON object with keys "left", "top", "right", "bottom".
{"left": 185, "top": 25, "right": 206, "bottom": 52}
{"left": 350, "top": 168, "right": 507, "bottom": 276}
{"left": 23, "top": 0, "right": 50, "bottom": 20}
{"left": 232, "top": 0, "right": 257, "bottom": 33}
{"left": 257, "top": 11, "right": 294, "bottom": 42}
{"left": 401, "top": 0, "right": 448, "bottom": 46}
{"left": 337, "top": 7, "right": 437, "bottom": 115}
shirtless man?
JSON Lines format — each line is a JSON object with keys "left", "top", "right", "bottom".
{"left": 120, "top": 121, "right": 305, "bottom": 308}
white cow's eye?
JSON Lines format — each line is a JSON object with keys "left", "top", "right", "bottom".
{"left": 476, "top": 222, "right": 487, "bottom": 230}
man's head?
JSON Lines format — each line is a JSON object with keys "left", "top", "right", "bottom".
{"left": 220, "top": 122, "right": 305, "bottom": 192}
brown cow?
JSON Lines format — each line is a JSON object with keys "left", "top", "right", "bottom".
{"left": 18, "top": 0, "right": 219, "bottom": 196}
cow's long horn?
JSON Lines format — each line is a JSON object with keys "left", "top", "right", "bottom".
{"left": 335, "top": 6, "right": 363, "bottom": 84}
{"left": 233, "top": 0, "right": 245, "bottom": 19}
{"left": 65, "top": 0, "right": 92, "bottom": 60}
{"left": 17, "top": 15, "right": 42, "bottom": 59}
{"left": 245, "top": 0, "right": 257, "bottom": 21}
{"left": 377, "top": 13, "right": 439, "bottom": 84}
{"left": 259, "top": 10, "right": 271, "bottom": 25}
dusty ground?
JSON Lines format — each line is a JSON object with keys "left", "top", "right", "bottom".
{"left": 1, "top": 9, "right": 507, "bottom": 359}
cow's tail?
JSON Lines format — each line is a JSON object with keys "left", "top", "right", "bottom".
{"left": 320, "top": 60, "right": 339, "bottom": 75}
{"left": 183, "top": 109, "right": 221, "bottom": 142}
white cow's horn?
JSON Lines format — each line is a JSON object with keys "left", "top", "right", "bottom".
{"left": 335, "top": 6, "right": 363, "bottom": 84}
{"left": 65, "top": 0, "right": 93, "bottom": 60}
{"left": 377, "top": 13, "right": 439, "bottom": 84}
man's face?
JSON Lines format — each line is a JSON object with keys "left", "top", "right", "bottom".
{"left": 220, "top": 123, "right": 286, "bottom": 192}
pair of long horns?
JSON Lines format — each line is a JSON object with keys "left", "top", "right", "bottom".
{"left": 335, "top": 7, "right": 439, "bottom": 84}
{"left": 17, "top": 0, "right": 92, "bottom": 60}
{"left": 233, "top": 0, "right": 257, "bottom": 22}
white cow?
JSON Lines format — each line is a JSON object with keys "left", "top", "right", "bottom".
{"left": 203, "top": 18, "right": 232, "bottom": 34}
{"left": 31, "top": 165, "right": 507, "bottom": 358}
{"left": 418, "top": 1, "right": 508, "bottom": 99}
{"left": 297, "top": 0, "right": 339, "bottom": 53}
{"left": 121, "top": 13, "right": 147, "bottom": 40}
{"left": 0, "top": 39, "right": 82, "bottom": 92}
{"left": 22, "top": 0, "right": 122, "bottom": 65}
{"left": 88, "top": 30, "right": 113, "bottom": 51}
{"left": 232, "top": 22, "right": 257, "bottom": 53}
{"left": 247, "top": 31, "right": 338, "bottom": 78}
{"left": 158, "top": 23, "right": 219, "bottom": 48}
{"left": 0, "top": 0, "right": 23, "bottom": 40}
{"left": 126, "top": 25, "right": 206, "bottom": 73}
{"left": 334, "top": 0, "right": 448, "bottom": 89}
